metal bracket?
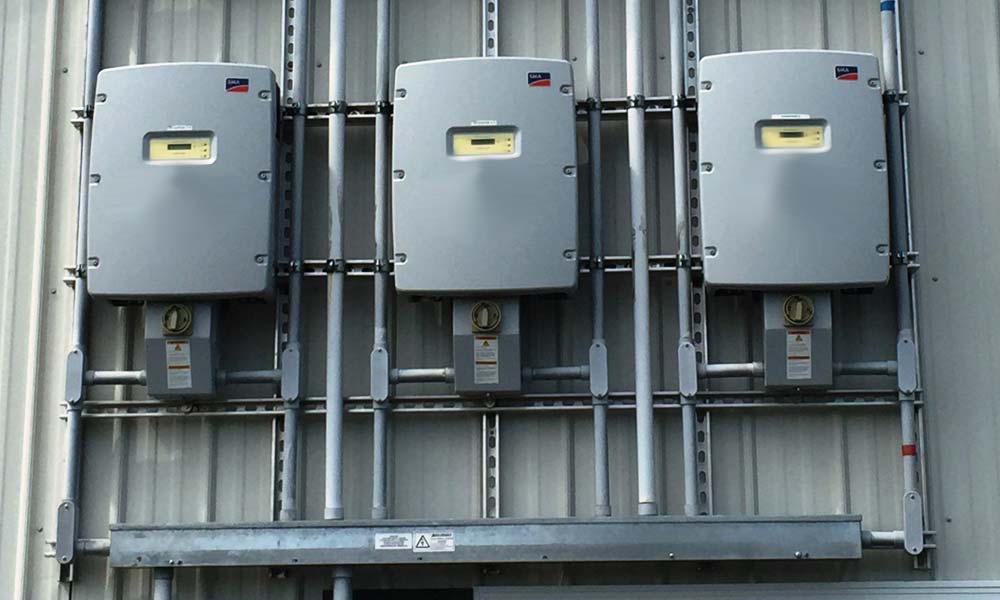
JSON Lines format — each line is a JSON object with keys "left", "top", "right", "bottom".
{"left": 896, "top": 329, "right": 918, "bottom": 394}
{"left": 589, "top": 341, "right": 609, "bottom": 399}
{"left": 373, "top": 100, "right": 392, "bottom": 115}
{"left": 370, "top": 347, "right": 390, "bottom": 403}
{"left": 482, "top": 413, "right": 500, "bottom": 518}
{"left": 280, "top": 346, "right": 301, "bottom": 402}
{"left": 678, "top": 340, "right": 698, "bottom": 398}
{"left": 328, "top": 100, "right": 348, "bottom": 114}
{"left": 55, "top": 500, "right": 78, "bottom": 565}
{"left": 902, "top": 490, "right": 925, "bottom": 555}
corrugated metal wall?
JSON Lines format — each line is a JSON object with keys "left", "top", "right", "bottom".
{"left": 1, "top": 0, "right": 999, "bottom": 598}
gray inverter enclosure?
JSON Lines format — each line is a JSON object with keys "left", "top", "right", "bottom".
{"left": 87, "top": 63, "right": 277, "bottom": 299}
{"left": 391, "top": 57, "right": 578, "bottom": 295}
{"left": 698, "top": 50, "right": 890, "bottom": 288}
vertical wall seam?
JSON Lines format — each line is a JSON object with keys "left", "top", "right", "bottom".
{"left": 12, "top": 0, "right": 59, "bottom": 596}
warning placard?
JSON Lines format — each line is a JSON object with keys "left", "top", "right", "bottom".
{"left": 786, "top": 330, "right": 812, "bottom": 380}
{"left": 473, "top": 335, "right": 499, "bottom": 385}
{"left": 412, "top": 531, "right": 455, "bottom": 553}
{"left": 374, "top": 532, "right": 412, "bottom": 550}
{"left": 165, "top": 340, "right": 192, "bottom": 389}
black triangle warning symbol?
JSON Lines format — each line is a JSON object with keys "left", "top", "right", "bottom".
{"left": 174, "top": 344, "right": 183, "bottom": 351}
{"left": 415, "top": 535, "right": 430, "bottom": 549}
{"left": 795, "top": 335, "right": 802, "bottom": 342}
{"left": 483, "top": 340, "right": 490, "bottom": 347}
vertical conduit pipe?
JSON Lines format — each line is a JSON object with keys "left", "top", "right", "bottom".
{"left": 670, "top": 0, "right": 699, "bottom": 517}
{"left": 625, "top": 0, "right": 658, "bottom": 516}
{"left": 325, "top": 0, "right": 347, "bottom": 520}
{"left": 332, "top": 568, "right": 353, "bottom": 600}
{"left": 60, "top": 0, "right": 103, "bottom": 568}
{"left": 152, "top": 568, "right": 173, "bottom": 600}
{"left": 880, "top": 0, "right": 922, "bottom": 554}
{"left": 371, "top": 0, "right": 391, "bottom": 520}
{"left": 585, "top": 0, "right": 611, "bottom": 517}
{"left": 279, "top": 0, "right": 309, "bottom": 522}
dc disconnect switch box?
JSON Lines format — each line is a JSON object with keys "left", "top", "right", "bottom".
{"left": 698, "top": 50, "right": 889, "bottom": 288}
{"left": 87, "top": 63, "right": 278, "bottom": 299}
{"left": 391, "top": 58, "right": 579, "bottom": 295}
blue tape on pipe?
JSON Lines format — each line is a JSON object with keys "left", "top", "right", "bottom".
{"left": 880, "top": 0, "right": 896, "bottom": 11}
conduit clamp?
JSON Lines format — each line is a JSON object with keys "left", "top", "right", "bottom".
{"left": 283, "top": 101, "right": 304, "bottom": 117}
{"left": 324, "top": 258, "right": 347, "bottom": 274}
{"left": 374, "top": 100, "right": 392, "bottom": 115}
{"left": 588, "top": 255, "right": 605, "bottom": 271}
{"left": 328, "top": 100, "right": 348, "bottom": 114}
{"left": 626, "top": 94, "right": 646, "bottom": 109}
{"left": 585, "top": 97, "right": 602, "bottom": 111}
{"left": 373, "top": 258, "right": 390, "bottom": 273}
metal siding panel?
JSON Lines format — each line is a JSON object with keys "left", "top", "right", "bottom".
{"left": 2, "top": 1, "right": 1000, "bottom": 597}
{"left": 903, "top": 0, "right": 1000, "bottom": 581}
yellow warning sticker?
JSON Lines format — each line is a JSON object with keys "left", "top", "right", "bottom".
{"left": 473, "top": 335, "right": 499, "bottom": 384}
{"left": 165, "top": 339, "right": 192, "bottom": 389}
{"left": 786, "top": 330, "right": 812, "bottom": 380}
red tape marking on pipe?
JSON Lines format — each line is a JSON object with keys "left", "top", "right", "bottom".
{"left": 901, "top": 444, "right": 918, "bottom": 456}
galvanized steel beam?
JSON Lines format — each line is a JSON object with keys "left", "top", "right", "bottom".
{"left": 109, "top": 516, "right": 863, "bottom": 568}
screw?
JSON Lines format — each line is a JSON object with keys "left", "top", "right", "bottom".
{"left": 61, "top": 67, "right": 68, "bottom": 74}
{"left": 701, "top": 81, "right": 712, "bottom": 91}
{"left": 393, "top": 170, "right": 405, "bottom": 180}
{"left": 563, "top": 166, "right": 576, "bottom": 176}
{"left": 258, "top": 171, "right": 271, "bottom": 181}
{"left": 794, "top": 551, "right": 803, "bottom": 559}
{"left": 668, "top": 553, "right": 675, "bottom": 559}
{"left": 255, "top": 255, "right": 266, "bottom": 264}
{"left": 874, "top": 160, "right": 886, "bottom": 170}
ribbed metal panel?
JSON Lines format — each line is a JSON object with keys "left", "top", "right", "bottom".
{"left": 1, "top": 0, "right": 1000, "bottom": 598}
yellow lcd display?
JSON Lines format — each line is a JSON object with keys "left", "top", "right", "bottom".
{"left": 148, "top": 135, "right": 213, "bottom": 161}
{"left": 451, "top": 132, "right": 515, "bottom": 156}
{"left": 759, "top": 125, "right": 825, "bottom": 149}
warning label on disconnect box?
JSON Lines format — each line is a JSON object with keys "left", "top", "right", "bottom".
{"left": 786, "top": 330, "right": 812, "bottom": 380}
{"left": 165, "top": 339, "right": 192, "bottom": 389}
{"left": 473, "top": 335, "right": 499, "bottom": 384}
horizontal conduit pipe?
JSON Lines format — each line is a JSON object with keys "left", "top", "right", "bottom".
{"left": 698, "top": 361, "right": 898, "bottom": 379}
{"left": 85, "top": 370, "right": 285, "bottom": 386}
{"left": 861, "top": 530, "right": 905, "bottom": 549}
{"left": 524, "top": 366, "right": 590, "bottom": 381}
{"left": 391, "top": 368, "right": 454, "bottom": 384}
